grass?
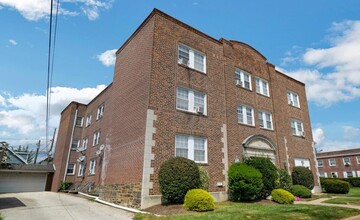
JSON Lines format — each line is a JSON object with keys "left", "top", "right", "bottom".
{"left": 321, "top": 187, "right": 360, "bottom": 206}
{"left": 135, "top": 202, "right": 360, "bottom": 220}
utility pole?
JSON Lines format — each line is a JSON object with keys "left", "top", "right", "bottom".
{"left": 34, "top": 140, "right": 40, "bottom": 164}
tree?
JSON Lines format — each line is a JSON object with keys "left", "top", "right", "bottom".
{"left": 0, "top": 141, "right": 10, "bottom": 164}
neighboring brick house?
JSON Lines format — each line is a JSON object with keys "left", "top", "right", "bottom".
{"left": 316, "top": 148, "right": 360, "bottom": 178}
{"left": 52, "top": 8, "right": 319, "bottom": 208}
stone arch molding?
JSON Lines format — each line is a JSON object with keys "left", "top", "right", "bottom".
{"left": 242, "top": 135, "right": 276, "bottom": 163}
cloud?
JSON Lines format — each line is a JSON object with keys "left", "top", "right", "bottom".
{"left": 0, "top": 0, "right": 112, "bottom": 21}
{"left": 9, "top": 39, "right": 17, "bottom": 45}
{"left": 343, "top": 126, "right": 360, "bottom": 139}
{"left": 280, "top": 20, "right": 360, "bottom": 106}
{"left": 319, "top": 140, "right": 360, "bottom": 152}
{"left": 313, "top": 127, "right": 325, "bottom": 145}
{"left": 97, "top": 49, "right": 117, "bottom": 66}
{"left": 0, "top": 85, "right": 106, "bottom": 146}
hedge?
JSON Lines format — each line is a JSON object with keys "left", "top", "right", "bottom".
{"left": 321, "top": 178, "right": 350, "bottom": 194}
{"left": 292, "top": 166, "right": 314, "bottom": 189}
{"left": 291, "top": 185, "right": 312, "bottom": 198}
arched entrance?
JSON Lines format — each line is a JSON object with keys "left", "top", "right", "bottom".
{"left": 242, "top": 135, "right": 277, "bottom": 164}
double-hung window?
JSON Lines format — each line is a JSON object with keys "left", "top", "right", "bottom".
{"left": 82, "top": 137, "right": 88, "bottom": 150}
{"left": 357, "top": 156, "right": 360, "bottom": 164}
{"left": 317, "top": 160, "right": 323, "bottom": 167}
{"left": 89, "top": 160, "right": 96, "bottom": 175}
{"left": 178, "top": 44, "right": 206, "bottom": 73}
{"left": 71, "top": 139, "right": 80, "bottom": 150}
{"left": 75, "top": 117, "right": 83, "bottom": 127}
{"left": 287, "top": 91, "right": 300, "bottom": 108}
{"left": 93, "top": 131, "right": 100, "bottom": 146}
{"left": 255, "top": 77, "right": 270, "bottom": 96}
{"left": 176, "top": 87, "right": 207, "bottom": 115}
{"left": 235, "top": 68, "right": 252, "bottom": 90}
{"left": 329, "top": 158, "right": 336, "bottom": 166}
{"left": 78, "top": 164, "right": 84, "bottom": 177}
{"left": 258, "top": 111, "right": 273, "bottom": 130}
{"left": 85, "top": 114, "right": 92, "bottom": 127}
{"left": 175, "top": 134, "right": 207, "bottom": 163}
{"left": 290, "top": 119, "right": 304, "bottom": 136}
{"left": 67, "top": 164, "right": 76, "bottom": 175}
{"left": 96, "top": 104, "right": 104, "bottom": 120}
{"left": 237, "top": 104, "right": 254, "bottom": 126}
{"left": 344, "top": 157, "right": 351, "bottom": 165}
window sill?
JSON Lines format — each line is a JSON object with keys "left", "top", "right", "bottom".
{"left": 288, "top": 104, "right": 301, "bottom": 109}
{"left": 292, "top": 134, "right": 306, "bottom": 139}
{"left": 260, "top": 127, "right": 274, "bottom": 131}
{"left": 178, "top": 63, "right": 206, "bottom": 75}
{"left": 256, "top": 92, "right": 270, "bottom": 98}
{"left": 238, "top": 122, "right": 255, "bottom": 128}
{"left": 88, "top": 174, "right": 96, "bottom": 176}
{"left": 196, "top": 162, "right": 208, "bottom": 165}
{"left": 235, "top": 84, "right": 252, "bottom": 92}
{"left": 176, "top": 108, "right": 208, "bottom": 117}
{"left": 66, "top": 174, "right": 75, "bottom": 176}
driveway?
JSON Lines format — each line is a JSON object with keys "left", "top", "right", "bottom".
{"left": 0, "top": 192, "right": 134, "bottom": 220}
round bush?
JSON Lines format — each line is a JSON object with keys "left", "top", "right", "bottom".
{"left": 291, "top": 166, "right": 314, "bottom": 189}
{"left": 278, "top": 169, "right": 293, "bottom": 192}
{"left": 291, "top": 185, "right": 312, "bottom": 198}
{"left": 198, "top": 166, "right": 209, "bottom": 191}
{"left": 228, "top": 162, "right": 263, "bottom": 201}
{"left": 322, "top": 179, "right": 350, "bottom": 194}
{"left": 271, "top": 189, "right": 295, "bottom": 204}
{"left": 183, "top": 189, "right": 215, "bottom": 212}
{"left": 158, "top": 157, "right": 201, "bottom": 204}
{"left": 245, "top": 157, "right": 279, "bottom": 198}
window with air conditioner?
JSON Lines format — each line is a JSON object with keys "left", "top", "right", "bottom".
{"left": 237, "top": 104, "right": 254, "bottom": 126}
{"left": 71, "top": 139, "right": 80, "bottom": 150}
{"left": 343, "top": 157, "right": 351, "bottom": 166}
{"left": 178, "top": 44, "right": 206, "bottom": 73}
{"left": 176, "top": 86, "right": 207, "bottom": 115}
{"left": 290, "top": 119, "right": 305, "bottom": 137}
{"left": 331, "top": 172, "right": 338, "bottom": 178}
{"left": 175, "top": 134, "right": 207, "bottom": 163}
{"left": 287, "top": 91, "right": 300, "bottom": 108}
{"left": 258, "top": 110, "right": 273, "bottom": 130}
{"left": 235, "top": 68, "right": 252, "bottom": 90}
{"left": 255, "top": 77, "right": 270, "bottom": 97}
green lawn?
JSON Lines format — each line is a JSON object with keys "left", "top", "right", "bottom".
{"left": 322, "top": 187, "right": 360, "bottom": 206}
{"left": 135, "top": 202, "right": 360, "bottom": 220}
{"left": 348, "top": 187, "right": 360, "bottom": 197}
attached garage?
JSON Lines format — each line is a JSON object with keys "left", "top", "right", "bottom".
{"left": 0, "top": 164, "right": 54, "bottom": 193}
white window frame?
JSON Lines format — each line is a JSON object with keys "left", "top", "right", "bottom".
{"left": 357, "top": 156, "right": 360, "bottom": 164}
{"left": 67, "top": 164, "right": 76, "bottom": 175}
{"left": 331, "top": 172, "right": 338, "bottom": 178}
{"left": 176, "top": 86, "right": 207, "bottom": 115}
{"left": 237, "top": 104, "right": 255, "bottom": 126}
{"left": 175, "top": 134, "right": 208, "bottom": 163}
{"left": 71, "top": 139, "right": 80, "bottom": 150}
{"left": 78, "top": 163, "right": 84, "bottom": 177}
{"left": 319, "top": 172, "right": 327, "bottom": 178}
{"left": 343, "top": 157, "right": 351, "bottom": 165}
{"left": 235, "top": 68, "right": 252, "bottom": 90}
{"left": 96, "top": 104, "right": 104, "bottom": 120}
{"left": 344, "top": 171, "right": 354, "bottom": 178}
{"left": 290, "top": 119, "right": 304, "bottom": 136}
{"left": 329, "top": 158, "right": 336, "bottom": 166}
{"left": 93, "top": 131, "right": 100, "bottom": 146}
{"left": 258, "top": 110, "right": 273, "bottom": 130}
{"left": 294, "top": 158, "right": 310, "bottom": 169}
{"left": 178, "top": 44, "right": 206, "bottom": 73}
{"left": 255, "top": 77, "right": 270, "bottom": 97}
{"left": 317, "top": 159, "right": 323, "bottom": 167}
{"left": 75, "top": 117, "right": 83, "bottom": 127}
{"left": 89, "top": 160, "right": 96, "bottom": 175}
{"left": 287, "top": 91, "right": 300, "bottom": 108}
{"left": 85, "top": 114, "right": 92, "bottom": 127}
{"left": 82, "top": 137, "right": 88, "bottom": 150}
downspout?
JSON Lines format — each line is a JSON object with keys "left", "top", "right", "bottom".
{"left": 63, "top": 106, "right": 78, "bottom": 182}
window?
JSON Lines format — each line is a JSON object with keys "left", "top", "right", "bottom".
{"left": 89, "top": 160, "right": 96, "bottom": 175}
{"left": 85, "top": 114, "right": 92, "bottom": 127}
{"left": 75, "top": 117, "right": 83, "bottom": 127}
{"left": 71, "top": 139, "right": 80, "bottom": 150}
{"left": 255, "top": 77, "right": 269, "bottom": 96}
{"left": 258, "top": 111, "right": 273, "bottom": 130}
{"left": 67, "top": 164, "right": 76, "bottom": 175}
{"left": 287, "top": 91, "right": 300, "bottom": 108}
{"left": 345, "top": 171, "right": 354, "bottom": 178}
{"left": 237, "top": 104, "right": 254, "bottom": 126}
{"left": 178, "top": 44, "right": 206, "bottom": 73}
{"left": 294, "top": 158, "right": 310, "bottom": 169}
{"left": 175, "top": 134, "right": 207, "bottom": 163}
{"left": 235, "top": 68, "right": 252, "bottom": 90}
{"left": 344, "top": 157, "right": 351, "bottom": 165}
{"left": 78, "top": 164, "right": 84, "bottom": 177}
{"left": 329, "top": 158, "right": 336, "bottom": 166}
{"left": 93, "top": 131, "right": 101, "bottom": 146}
{"left": 96, "top": 104, "right": 104, "bottom": 120}
{"left": 82, "top": 137, "right": 88, "bottom": 150}
{"left": 317, "top": 160, "right": 323, "bottom": 167}
{"left": 290, "top": 119, "right": 305, "bottom": 136}
{"left": 331, "top": 172, "right": 338, "bottom": 178}
{"left": 176, "top": 87, "right": 207, "bottom": 115}
{"left": 357, "top": 156, "right": 360, "bottom": 164}
{"left": 319, "top": 172, "right": 327, "bottom": 178}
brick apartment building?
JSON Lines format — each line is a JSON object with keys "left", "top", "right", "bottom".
{"left": 317, "top": 148, "right": 360, "bottom": 178}
{"left": 52, "top": 9, "right": 320, "bottom": 208}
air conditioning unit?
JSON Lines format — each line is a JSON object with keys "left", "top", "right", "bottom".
{"left": 195, "top": 106, "right": 204, "bottom": 114}
{"left": 300, "top": 131, "right": 306, "bottom": 138}
{"left": 345, "top": 162, "right": 350, "bottom": 166}
{"left": 178, "top": 58, "right": 189, "bottom": 66}
{"left": 288, "top": 100, "right": 293, "bottom": 105}
{"left": 77, "top": 155, "right": 85, "bottom": 163}
{"left": 76, "top": 147, "right": 85, "bottom": 152}
{"left": 235, "top": 79, "right": 242, "bottom": 86}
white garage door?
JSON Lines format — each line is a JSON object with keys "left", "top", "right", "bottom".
{"left": 0, "top": 172, "right": 47, "bottom": 193}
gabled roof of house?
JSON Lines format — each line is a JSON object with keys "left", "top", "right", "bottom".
{"left": 6, "top": 148, "right": 28, "bottom": 164}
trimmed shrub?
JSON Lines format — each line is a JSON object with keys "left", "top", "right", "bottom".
{"left": 59, "top": 181, "right": 72, "bottom": 191}
{"left": 183, "top": 189, "right": 215, "bottom": 212}
{"left": 245, "top": 157, "right": 279, "bottom": 198}
{"left": 322, "top": 179, "right": 350, "bottom": 194}
{"left": 291, "top": 185, "right": 312, "bottom": 198}
{"left": 198, "top": 166, "right": 209, "bottom": 191}
{"left": 158, "top": 157, "right": 201, "bottom": 204}
{"left": 228, "top": 162, "right": 263, "bottom": 201}
{"left": 291, "top": 166, "right": 314, "bottom": 189}
{"left": 271, "top": 189, "right": 295, "bottom": 204}
{"left": 345, "top": 177, "right": 360, "bottom": 187}
{"left": 278, "top": 169, "right": 293, "bottom": 192}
